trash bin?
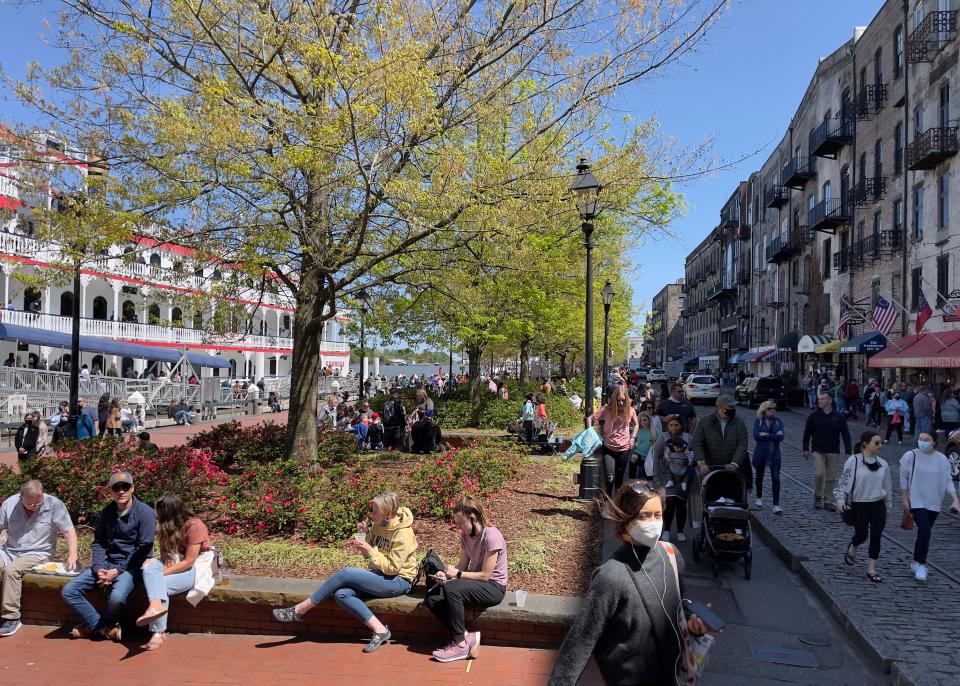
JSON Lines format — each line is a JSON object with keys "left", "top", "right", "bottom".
{"left": 247, "top": 398, "right": 260, "bottom": 416}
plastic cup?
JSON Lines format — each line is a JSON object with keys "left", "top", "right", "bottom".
{"left": 354, "top": 532, "right": 366, "bottom": 543}
{"left": 217, "top": 567, "right": 232, "bottom": 587}
{"left": 515, "top": 589, "right": 528, "bottom": 608}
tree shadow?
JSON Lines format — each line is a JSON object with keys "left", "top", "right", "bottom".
{"left": 509, "top": 488, "right": 576, "bottom": 502}
{"left": 530, "top": 507, "right": 596, "bottom": 522}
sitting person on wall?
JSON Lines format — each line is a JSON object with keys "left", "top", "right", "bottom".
{"left": 272, "top": 492, "right": 419, "bottom": 654}
{"left": 268, "top": 391, "right": 281, "bottom": 413}
{"left": 425, "top": 495, "right": 508, "bottom": 663}
{"left": 0, "top": 479, "right": 78, "bottom": 637}
{"left": 135, "top": 495, "right": 216, "bottom": 651}
{"left": 62, "top": 472, "right": 156, "bottom": 642}
{"left": 172, "top": 399, "right": 196, "bottom": 426}
{"left": 366, "top": 413, "right": 384, "bottom": 451}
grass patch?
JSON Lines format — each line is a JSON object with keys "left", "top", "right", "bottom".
{"left": 509, "top": 537, "right": 551, "bottom": 574}
{"left": 215, "top": 538, "right": 365, "bottom": 569}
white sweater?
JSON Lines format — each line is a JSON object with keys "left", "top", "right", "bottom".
{"left": 838, "top": 455, "right": 892, "bottom": 508}
{"left": 900, "top": 449, "right": 954, "bottom": 512}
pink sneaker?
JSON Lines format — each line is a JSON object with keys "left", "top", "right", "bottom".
{"left": 432, "top": 641, "right": 471, "bottom": 662}
{"left": 466, "top": 631, "right": 481, "bottom": 658}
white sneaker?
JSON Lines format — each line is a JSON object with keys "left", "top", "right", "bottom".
{"left": 772, "top": 505, "right": 783, "bottom": 515}
{"left": 676, "top": 533, "right": 687, "bottom": 542}
{"left": 661, "top": 532, "right": 671, "bottom": 542}
{"left": 915, "top": 564, "right": 927, "bottom": 582}
{"left": 911, "top": 561, "right": 920, "bottom": 574}
{"left": 755, "top": 498, "right": 763, "bottom": 508}
{"left": 692, "top": 521, "right": 701, "bottom": 530}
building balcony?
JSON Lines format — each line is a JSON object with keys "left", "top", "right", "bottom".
{"left": 736, "top": 225, "right": 751, "bottom": 240}
{"left": 765, "top": 184, "right": 790, "bottom": 209}
{"left": 855, "top": 84, "right": 888, "bottom": 119}
{"left": 781, "top": 156, "right": 817, "bottom": 189}
{"left": 765, "top": 234, "right": 791, "bottom": 264}
{"left": 765, "top": 299, "right": 785, "bottom": 309}
{"left": 735, "top": 266, "right": 751, "bottom": 285}
{"left": 808, "top": 198, "right": 852, "bottom": 234}
{"left": 706, "top": 282, "right": 736, "bottom": 302}
{"left": 810, "top": 117, "right": 853, "bottom": 159}
{"left": 710, "top": 226, "right": 724, "bottom": 243}
{"left": 906, "top": 127, "right": 959, "bottom": 170}
{"left": 721, "top": 207, "right": 740, "bottom": 229}
{"left": 0, "top": 308, "right": 324, "bottom": 353}
{"left": 854, "top": 176, "right": 887, "bottom": 205}
{"left": 907, "top": 10, "right": 958, "bottom": 62}
{"left": 795, "top": 278, "right": 811, "bottom": 295}
{"left": 861, "top": 229, "right": 904, "bottom": 260}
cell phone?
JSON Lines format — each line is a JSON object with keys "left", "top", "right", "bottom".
{"left": 682, "top": 600, "right": 726, "bottom": 632}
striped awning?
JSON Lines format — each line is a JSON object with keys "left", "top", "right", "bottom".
{"left": 815, "top": 338, "right": 847, "bottom": 354}
{"left": 798, "top": 335, "right": 833, "bottom": 353}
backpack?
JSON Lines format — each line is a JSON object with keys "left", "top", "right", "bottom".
{"left": 383, "top": 399, "right": 406, "bottom": 427}
{"left": 411, "top": 548, "right": 447, "bottom": 591}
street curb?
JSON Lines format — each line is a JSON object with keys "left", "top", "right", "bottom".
{"left": 748, "top": 512, "right": 910, "bottom": 683}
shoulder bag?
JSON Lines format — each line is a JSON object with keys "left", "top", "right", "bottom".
{"left": 900, "top": 451, "right": 916, "bottom": 531}
{"left": 840, "top": 458, "right": 858, "bottom": 526}
{"left": 625, "top": 542, "right": 714, "bottom": 686}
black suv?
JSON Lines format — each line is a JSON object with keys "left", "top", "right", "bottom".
{"left": 736, "top": 376, "right": 785, "bottom": 408}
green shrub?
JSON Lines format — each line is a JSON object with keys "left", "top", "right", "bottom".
{"left": 218, "top": 459, "right": 307, "bottom": 537}
{"left": 433, "top": 400, "right": 472, "bottom": 428}
{"left": 315, "top": 429, "right": 361, "bottom": 465}
{"left": 188, "top": 421, "right": 290, "bottom": 471}
{"left": 0, "top": 465, "right": 24, "bottom": 504}
{"left": 300, "top": 464, "right": 387, "bottom": 543}
{"left": 472, "top": 397, "right": 522, "bottom": 429}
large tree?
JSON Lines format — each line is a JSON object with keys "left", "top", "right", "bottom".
{"left": 9, "top": 0, "right": 725, "bottom": 457}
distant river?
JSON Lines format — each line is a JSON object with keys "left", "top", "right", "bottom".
{"left": 349, "top": 361, "right": 465, "bottom": 380}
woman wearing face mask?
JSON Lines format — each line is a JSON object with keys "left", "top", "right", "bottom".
{"left": 900, "top": 434, "right": 960, "bottom": 582}
{"left": 549, "top": 481, "right": 713, "bottom": 686}
{"left": 837, "top": 430, "right": 891, "bottom": 583}
{"left": 752, "top": 401, "right": 784, "bottom": 514}
{"left": 884, "top": 392, "right": 909, "bottom": 445}
{"left": 652, "top": 418, "right": 693, "bottom": 542}
{"left": 272, "top": 492, "right": 419, "bottom": 653}
{"left": 425, "top": 495, "right": 507, "bottom": 662}
{"left": 588, "top": 385, "right": 639, "bottom": 495}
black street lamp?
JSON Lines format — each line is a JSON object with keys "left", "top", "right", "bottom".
{"left": 600, "top": 281, "right": 615, "bottom": 403}
{"left": 569, "top": 157, "right": 601, "bottom": 500}
{"left": 356, "top": 289, "right": 371, "bottom": 401}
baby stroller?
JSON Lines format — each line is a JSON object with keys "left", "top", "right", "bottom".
{"left": 691, "top": 469, "right": 753, "bottom": 579}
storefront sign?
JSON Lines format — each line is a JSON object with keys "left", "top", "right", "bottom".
{"left": 943, "top": 297, "right": 960, "bottom": 323}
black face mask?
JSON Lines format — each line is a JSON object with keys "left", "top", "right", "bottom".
{"left": 470, "top": 520, "right": 478, "bottom": 537}
{"left": 863, "top": 457, "right": 881, "bottom": 472}
{"left": 723, "top": 407, "right": 736, "bottom": 420}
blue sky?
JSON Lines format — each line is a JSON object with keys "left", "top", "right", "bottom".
{"left": 625, "top": 0, "right": 884, "bottom": 331}
{"left": 1, "top": 0, "right": 886, "bottom": 333}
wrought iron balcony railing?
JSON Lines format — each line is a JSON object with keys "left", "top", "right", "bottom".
{"left": 855, "top": 84, "right": 888, "bottom": 119}
{"left": 854, "top": 176, "right": 887, "bottom": 205}
{"left": 781, "top": 156, "right": 817, "bottom": 189}
{"left": 906, "top": 127, "right": 959, "bottom": 170}
{"left": 809, "top": 198, "right": 853, "bottom": 234}
{"left": 907, "top": 10, "right": 958, "bottom": 62}
{"left": 810, "top": 116, "right": 853, "bottom": 159}
{"left": 765, "top": 184, "right": 790, "bottom": 209}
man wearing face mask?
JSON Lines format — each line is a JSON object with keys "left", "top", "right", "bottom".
{"left": 691, "top": 395, "right": 751, "bottom": 529}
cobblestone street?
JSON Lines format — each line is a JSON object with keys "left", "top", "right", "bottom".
{"left": 748, "top": 406, "right": 960, "bottom": 685}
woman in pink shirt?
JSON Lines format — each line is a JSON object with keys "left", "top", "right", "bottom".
{"left": 589, "top": 385, "right": 638, "bottom": 495}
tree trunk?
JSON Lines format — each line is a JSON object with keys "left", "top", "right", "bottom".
{"left": 519, "top": 339, "right": 530, "bottom": 383}
{"left": 559, "top": 352, "right": 567, "bottom": 379}
{"left": 467, "top": 345, "right": 484, "bottom": 406}
{"left": 285, "top": 264, "right": 328, "bottom": 460}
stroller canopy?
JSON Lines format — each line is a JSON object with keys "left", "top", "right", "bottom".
{"left": 701, "top": 469, "right": 747, "bottom": 505}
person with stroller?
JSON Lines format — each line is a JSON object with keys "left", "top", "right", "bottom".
{"left": 549, "top": 481, "right": 714, "bottom": 685}
{"left": 588, "top": 385, "right": 639, "bottom": 495}
{"left": 752, "top": 401, "right": 784, "bottom": 514}
{"left": 692, "top": 395, "right": 751, "bottom": 527}
{"left": 652, "top": 417, "right": 693, "bottom": 542}
{"left": 837, "top": 430, "right": 891, "bottom": 583}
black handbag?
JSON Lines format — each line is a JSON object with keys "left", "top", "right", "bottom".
{"left": 411, "top": 548, "right": 446, "bottom": 590}
{"left": 841, "top": 458, "right": 858, "bottom": 526}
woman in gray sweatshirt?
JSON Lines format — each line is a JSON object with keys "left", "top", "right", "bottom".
{"left": 549, "top": 481, "right": 712, "bottom": 686}
{"left": 837, "top": 430, "right": 892, "bottom": 583}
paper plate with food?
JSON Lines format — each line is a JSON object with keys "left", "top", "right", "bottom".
{"left": 31, "top": 561, "right": 81, "bottom": 576}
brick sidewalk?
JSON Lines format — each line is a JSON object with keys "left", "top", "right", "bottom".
{"left": 0, "top": 624, "right": 602, "bottom": 686}
{"left": 751, "top": 409, "right": 960, "bottom": 686}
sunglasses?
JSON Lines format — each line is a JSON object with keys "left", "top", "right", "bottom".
{"left": 111, "top": 484, "right": 132, "bottom": 493}
{"left": 628, "top": 480, "right": 658, "bottom": 494}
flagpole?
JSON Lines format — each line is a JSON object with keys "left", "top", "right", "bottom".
{"left": 889, "top": 294, "right": 950, "bottom": 350}
{"left": 920, "top": 276, "right": 951, "bottom": 310}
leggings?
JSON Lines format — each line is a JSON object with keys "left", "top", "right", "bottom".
{"left": 885, "top": 418, "right": 903, "bottom": 443}
{"left": 850, "top": 500, "right": 885, "bottom": 561}
{"left": 663, "top": 496, "right": 687, "bottom": 534}
{"left": 754, "top": 455, "right": 781, "bottom": 505}
{"left": 603, "top": 448, "right": 632, "bottom": 495}
{"left": 910, "top": 508, "right": 939, "bottom": 564}
{"left": 424, "top": 578, "right": 505, "bottom": 641}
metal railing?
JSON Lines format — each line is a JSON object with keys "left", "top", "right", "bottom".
{"left": 906, "top": 127, "right": 959, "bottom": 170}
{"left": 907, "top": 10, "right": 958, "bottom": 62}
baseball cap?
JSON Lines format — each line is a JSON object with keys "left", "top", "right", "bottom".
{"left": 371, "top": 412, "right": 379, "bottom": 419}
{"left": 108, "top": 471, "right": 134, "bottom": 487}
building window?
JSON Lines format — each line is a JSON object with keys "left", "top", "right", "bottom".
{"left": 940, "top": 83, "right": 950, "bottom": 129}
{"left": 913, "top": 186, "right": 924, "bottom": 239}
{"left": 874, "top": 48, "right": 883, "bottom": 85}
{"left": 894, "top": 122, "right": 903, "bottom": 175}
{"left": 894, "top": 25, "right": 903, "bottom": 79}
{"left": 894, "top": 198, "right": 903, "bottom": 240}
{"left": 938, "top": 173, "right": 949, "bottom": 230}
{"left": 874, "top": 139, "right": 883, "bottom": 179}
{"left": 822, "top": 238, "right": 832, "bottom": 279}
{"left": 911, "top": 267, "right": 922, "bottom": 311}
{"left": 937, "top": 256, "right": 949, "bottom": 307}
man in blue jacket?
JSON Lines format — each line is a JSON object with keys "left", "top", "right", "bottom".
{"left": 62, "top": 471, "right": 156, "bottom": 641}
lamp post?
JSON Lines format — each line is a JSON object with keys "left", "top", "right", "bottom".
{"left": 357, "top": 289, "right": 370, "bottom": 401}
{"left": 600, "top": 281, "right": 615, "bottom": 404}
{"left": 569, "top": 157, "right": 601, "bottom": 500}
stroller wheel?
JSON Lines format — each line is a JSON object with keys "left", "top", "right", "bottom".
{"left": 744, "top": 555, "right": 752, "bottom": 580}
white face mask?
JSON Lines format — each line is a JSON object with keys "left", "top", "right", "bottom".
{"left": 918, "top": 440, "right": 935, "bottom": 453}
{"left": 627, "top": 519, "right": 663, "bottom": 548}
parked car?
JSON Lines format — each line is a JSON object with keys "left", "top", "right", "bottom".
{"left": 678, "top": 371, "right": 695, "bottom": 385}
{"left": 736, "top": 376, "right": 785, "bottom": 408}
{"left": 635, "top": 367, "right": 649, "bottom": 381}
{"left": 684, "top": 375, "right": 721, "bottom": 403}
{"left": 647, "top": 368, "right": 668, "bottom": 382}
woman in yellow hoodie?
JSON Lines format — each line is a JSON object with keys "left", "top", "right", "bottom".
{"left": 272, "top": 492, "right": 418, "bottom": 652}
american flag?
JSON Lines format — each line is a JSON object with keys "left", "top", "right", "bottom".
{"left": 871, "top": 296, "right": 898, "bottom": 335}
{"left": 837, "top": 309, "right": 852, "bottom": 339}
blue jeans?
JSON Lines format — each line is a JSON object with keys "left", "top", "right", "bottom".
{"left": 62, "top": 567, "right": 142, "bottom": 631}
{"left": 916, "top": 416, "right": 933, "bottom": 437}
{"left": 142, "top": 559, "right": 197, "bottom": 633}
{"left": 308, "top": 567, "right": 411, "bottom": 624}
{"left": 807, "top": 389, "right": 817, "bottom": 409}
{"left": 834, "top": 395, "right": 846, "bottom": 414}
{"left": 175, "top": 410, "right": 195, "bottom": 425}
{"left": 910, "top": 508, "right": 939, "bottom": 564}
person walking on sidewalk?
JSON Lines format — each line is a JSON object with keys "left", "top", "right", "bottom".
{"left": 692, "top": 395, "right": 751, "bottom": 528}
{"left": 838, "top": 430, "right": 892, "bottom": 583}
{"left": 884, "top": 392, "right": 909, "bottom": 445}
{"left": 589, "top": 385, "right": 639, "bottom": 495}
{"left": 937, "top": 388, "right": 960, "bottom": 436}
{"left": 652, "top": 417, "right": 694, "bottom": 542}
{"left": 913, "top": 387, "right": 934, "bottom": 439}
{"left": 844, "top": 378, "right": 860, "bottom": 420}
{"left": 802, "top": 393, "right": 852, "bottom": 511}
{"left": 900, "top": 435, "right": 960, "bottom": 582}
{"left": 752, "top": 401, "right": 784, "bottom": 514}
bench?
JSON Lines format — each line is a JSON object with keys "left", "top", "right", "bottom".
{"left": 20, "top": 572, "right": 578, "bottom": 648}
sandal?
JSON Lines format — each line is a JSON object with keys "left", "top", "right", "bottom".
{"left": 140, "top": 632, "right": 166, "bottom": 651}
{"left": 866, "top": 572, "right": 883, "bottom": 583}
{"left": 844, "top": 545, "right": 857, "bottom": 566}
